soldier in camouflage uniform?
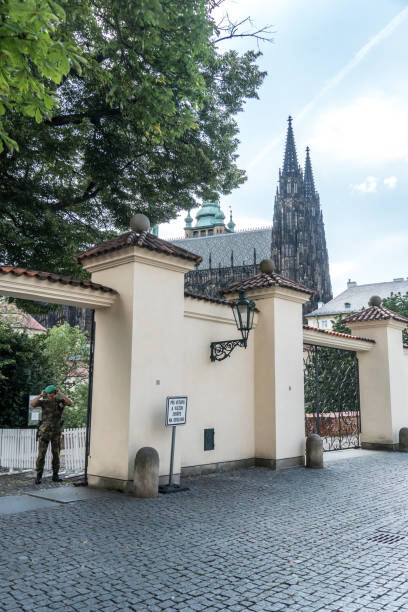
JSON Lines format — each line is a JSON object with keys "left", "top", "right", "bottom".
{"left": 30, "top": 385, "right": 72, "bottom": 484}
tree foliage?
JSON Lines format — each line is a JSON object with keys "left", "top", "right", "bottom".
{"left": 63, "top": 380, "right": 88, "bottom": 427}
{"left": 382, "top": 292, "right": 408, "bottom": 344}
{"left": 0, "top": 0, "right": 85, "bottom": 152}
{"left": 0, "top": 0, "right": 269, "bottom": 278}
{"left": 42, "top": 322, "right": 89, "bottom": 389}
{"left": 0, "top": 321, "right": 89, "bottom": 427}
{"left": 0, "top": 321, "right": 52, "bottom": 426}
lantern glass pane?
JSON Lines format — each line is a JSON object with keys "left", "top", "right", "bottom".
{"left": 232, "top": 304, "right": 241, "bottom": 329}
{"left": 237, "top": 303, "right": 247, "bottom": 330}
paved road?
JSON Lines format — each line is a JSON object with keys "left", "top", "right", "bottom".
{"left": 1, "top": 451, "right": 408, "bottom": 611}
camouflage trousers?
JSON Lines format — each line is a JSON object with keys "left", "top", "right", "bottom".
{"left": 36, "top": 432, "right": 61, "bottom": 474}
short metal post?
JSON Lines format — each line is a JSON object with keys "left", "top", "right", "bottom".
{"left": 168, "top": 426, "right": 176, "bottom": 486}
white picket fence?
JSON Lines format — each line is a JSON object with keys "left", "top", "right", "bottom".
{"left": 0, "top": 428, "right": 86, "bottom": 473}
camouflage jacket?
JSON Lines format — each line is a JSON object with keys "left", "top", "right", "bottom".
{"left": 37, "top": 397, "right": 66, "bottom": 436}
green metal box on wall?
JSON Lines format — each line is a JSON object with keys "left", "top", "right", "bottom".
{"left": 204, "top": 428, "right": 214, "bottom": 451}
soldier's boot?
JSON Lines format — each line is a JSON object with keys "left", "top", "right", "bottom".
{"left": 52, "top": 472, "right": 62, "bottom": 482}
{"left": 35, "top": 472, "right": 43, "bottom": 485}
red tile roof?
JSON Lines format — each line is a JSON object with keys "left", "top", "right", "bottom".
{"left": 342, "top": 305, "right": 408, "bottom": 325}
{"left": 77, "top": 231, "right": 202, "bottom": 265}
{"left": 0, "top": 266, "right": 117, "bottom": 294}
{"left": 222, "top": 271, "right": 314, "bottom": 296}
{"left": 0, "top": 302, "right": 47, "bottom": 333}
{"left": 303, "top": 325, "right": 375, "bottom": 343}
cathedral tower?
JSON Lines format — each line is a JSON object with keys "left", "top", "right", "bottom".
{"left": 271, "top": 117, "right": 332, "bottom": 311}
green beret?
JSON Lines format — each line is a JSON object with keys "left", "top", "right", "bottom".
{"left": 45, "top": 385, "right": 57, "bottom": 394}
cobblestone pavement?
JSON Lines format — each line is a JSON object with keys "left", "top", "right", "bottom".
{"left": 0, "top": 471, "right": 82, "bottom": 496}
{"left": 2, "top": 451, "right": 408, "bottom": 611}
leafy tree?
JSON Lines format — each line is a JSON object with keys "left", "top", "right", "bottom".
{"left": 0, "top": 0, "right": 270, "bottom": 278}
{"left": 42, "top": 322, "right": 89, "bottom": 388}
{"left": 0, "top": 320, "right": 89, "bottom": 427}
{"left": 382, "top": 292, "right": 408, "bottom": 344}
{"left": 0, "top": 0, "right": 85, "bottom": 152}
{"left": 63, "top": 380, "right": 88, "bottom": 427}
{"left": 42, "top": 322, "right": 89, "bottom": 427}
{"left": 0, "top": 321, "right": 53, "bottom": 426}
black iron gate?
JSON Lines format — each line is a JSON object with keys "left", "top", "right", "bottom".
{"left": 304, "top": 344, "right": 360, "bottom": 451}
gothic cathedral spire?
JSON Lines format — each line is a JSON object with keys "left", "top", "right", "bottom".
{"left": 282, "top": 116, "right": 301, "bottom": 176}
{"left": 271, "top": 117, "right": 332, "bottom": 312}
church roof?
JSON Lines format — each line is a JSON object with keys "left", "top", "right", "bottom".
{"left": 195, "top": 201, "right": 225, "bottom": 228}
{"left": 171, "top": 228, "right": 272, "bottom": 270}
{"left": 308, "top": 279, "right": 408, "bottom": 317}
{"left": 342, "top": 305, "right": 408, "bottom": 325}
{"left": 78, "top": 231, "right": 202, "bottom": 265}
{"left": 222, "top": 271, "right": 314, "bottom": 296}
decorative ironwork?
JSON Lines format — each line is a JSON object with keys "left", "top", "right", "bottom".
{"left": 211, "top": 339, "right": 246, "bottom": 362}
{"left": 304, "top": 344, "right": 360, "bottom": 451}
{"left": 185, "top": 264, "right": 260, "bottom": 299}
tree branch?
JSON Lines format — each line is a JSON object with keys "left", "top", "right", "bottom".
{"left": 214, "top": 14, "right": 274, "bottom": 45}
{"left": 54, "top": 182, "right": 100, "bottom": 211}
{"left": 46, "top": 107, "right": 122, "bottom": 127}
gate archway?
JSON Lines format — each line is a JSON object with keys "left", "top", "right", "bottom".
{"left": 304, "top": 343, "right": 360, "bottom": 451}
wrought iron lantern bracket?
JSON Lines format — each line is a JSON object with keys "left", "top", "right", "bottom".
{"left": 210, "top": 338, "right": 247, "bottom": 362}
{"left": 210, "top": 290, "right": 255, "bottom": 362}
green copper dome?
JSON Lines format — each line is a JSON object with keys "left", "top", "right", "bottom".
{"left": 195, "top": 200, "right": 225, "bottom": 228}
{"left": 184, "top": 210, "right": 193, "bottom": 229}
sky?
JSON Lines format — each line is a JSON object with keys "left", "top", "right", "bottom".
{"left": 160, "top": 0, "right": 408, "bottom": 297}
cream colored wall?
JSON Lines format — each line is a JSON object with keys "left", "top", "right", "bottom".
{"left": 87, "top": 248, "right": 191, "bottom": 482}
{"left": 127, "top": 262, "right": 187, "bottom": 479}
{"left": 88, "top": 261, "right": 134, "bottom": 480}
{"left": 254, "top": 297, "right": 276, "bottom": 458}
{"left": 85, "top": 246, "right": 309, "bottom": 486}
{"left": 274, "top": 296, "right": 307, "bottom": 460}
{"left": 180, "top": 298, "right": 255, "bottom": 468}
{"left": 351, "top": 321, "right": 408, "bottom": 446}
{"left": 254, "top": 288, "right": 308, "bottom": 463}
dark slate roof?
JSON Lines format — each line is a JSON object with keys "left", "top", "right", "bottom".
{"left": 0, "top": 266, "right": 117, "bottom": 294}
{"left": 342, "top": 305, "right": 408, "bottom": 325}
{"left": 184, "top": 290, "right": 229, "bottom": 305}
{"left": 222, "top": 271, "right": 314, "bottom": 296}
{"left": 77, "top": 231, "right": 202, "bottom": 265}
{"left": 303, "top": 325, "right": 375, "bottom": 343}
{"left": 171, "top": 228, "right": 272, "bottom": 270}
{"left": 308, "top": 279, "right": 408, "bottom": 317}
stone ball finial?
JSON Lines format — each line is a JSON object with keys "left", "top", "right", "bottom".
{"left": 260, "top": 259, "right": 275, "bottom": 274}
{"left": 368, "top": 295, "right": 382, "bottom": 307}
{"left": 130, "top": 213, "right": 150, "bottom": 233}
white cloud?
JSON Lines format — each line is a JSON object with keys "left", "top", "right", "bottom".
{"left": 310, "top": 94, "right": 408, "bottom": 164}
{"left": 350, "top": 176, "right": 378, "bottom": 193}
{"left": 384, "top": 176, "right": 397, "bottom": 189}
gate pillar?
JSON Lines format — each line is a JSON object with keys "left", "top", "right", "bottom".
{"left": 348, "top": 318, "right": 408, "bottom": 450}
{"left": 79, "top": 228, "right": 198, "bottom": 491}
{"left": 249, "top": 283, "right": 311, "bottom": 469}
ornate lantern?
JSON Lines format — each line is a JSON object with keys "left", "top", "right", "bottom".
{"left": 210, "top": 291, "right": 256, "bottom": 361}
